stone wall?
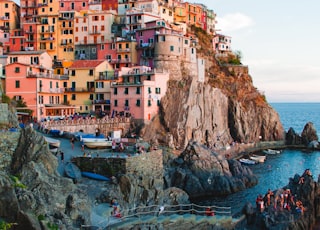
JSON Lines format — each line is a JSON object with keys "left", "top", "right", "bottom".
{"left": 42, "top": 117, "right": 131, "bottom": 137}
{"left": 72, "top": 150, "right": 163, "bottom": 179}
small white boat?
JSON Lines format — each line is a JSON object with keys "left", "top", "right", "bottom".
{"left": 250, "top": 155, "right": 266, "bottom": 163}
{"left": 239, "top": 158, "right": 256, "bottom": 165}
{"left": 263, "top": 149, "right": 281, "bottom": 155}
{"left": 44, "top": 136, "right": 61, "bottom": 148}
{"left": 82, "top": 138, "right": 112, "bottom": 149}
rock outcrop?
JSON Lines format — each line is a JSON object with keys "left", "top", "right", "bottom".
{"left": 0, "top": 127, "right": 91, "bottom": 229}
{"left": 142, "top": 66, "right": 284, "bottom": 152}
{"left": 242, "top": 171, "right": 320, "bottom": 230}
{"left": 286, "top": 122, "right": 319, "bottom": 148}
{"left": 165, "top": 142, "right": 258, "bottom": 198}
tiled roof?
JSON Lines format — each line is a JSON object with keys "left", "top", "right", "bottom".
{"left": 70, "top": 60, "right": 105, "bottom": 69}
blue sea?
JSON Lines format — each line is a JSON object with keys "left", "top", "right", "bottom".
{"left": 198, "top": 103, "right": 320, "bottom": 214}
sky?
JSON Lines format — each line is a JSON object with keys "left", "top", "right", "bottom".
{"left": 194, "top": 0, "right": 320, "bottom": 102}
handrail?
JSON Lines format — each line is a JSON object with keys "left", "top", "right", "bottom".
{"left": 105, "top": 203, "right": 232, "bottom": 227}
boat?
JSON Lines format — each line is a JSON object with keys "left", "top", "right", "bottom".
{"left": 44, "top": 136, "right": 61, "bottom": 148}
{"left": 49, "top": 129, "right": 64, "bottom": 137}
{"left": 81, "top": 172, "right": 110, "bottom": 181}
{"left": 263, "top": 149, "right": 281, "bottom": 155}
{"left": 82, "top": 138, "right": 112, "bottom": 149}
{"left": 64, "top": 162, "right": 82, "bottom": 180}
{"left": 250, "top": 155, "right": 266, "bottom": 163}
{"left": 48, "top": 145, "right": 59, "bottom": 154}
{"left": 239, "top": 158, "right": 256, "bottom": 165}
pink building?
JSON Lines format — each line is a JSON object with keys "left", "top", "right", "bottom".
{"left": 5, "top": 51, "right": 75, "bottom": 120}
{"left": 59, "top": 0, "right": 89, "bottom": 12}
{"left": 110, "top": 66, "right": 169, "bottom": 124}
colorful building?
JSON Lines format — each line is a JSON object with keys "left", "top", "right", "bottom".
{"left": 213, "top": 33, "right": 232, "bottom": 54}
{"left": 67, "top": 60, "right": 112, "bottom": 114}
{"left": 5, "top": 51, "right": 74, "bottom": 120}
{"left": 110, "top": 66, "right": 169, "bottom": 124}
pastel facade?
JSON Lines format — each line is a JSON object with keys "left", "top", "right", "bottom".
{"left": 102, "top": 0, "right": 118, "bottom": 12}
{"left": 67, "top": 60, "right": 112, "bottom": 114}
{"left": 0, "top": 0, "right": 20, "bottom": 31}
{"left": 59, "top": 0, "right": 88, "bottom": 12}
{"left": 213, "top": 34, "right": 232, "bottom": 54}
{"left": 57, "top": 10, "right": 75, "bottom": 61}
{"left": 111, "top": 66, "right": 169, "bottom": 123}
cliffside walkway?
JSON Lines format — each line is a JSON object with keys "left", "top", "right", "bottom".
{"left": 83, "top": 203, "right": 244, "bottom": 229}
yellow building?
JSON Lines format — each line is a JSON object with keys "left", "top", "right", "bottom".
{"left": 113, "top": 39, "right": 137, "bottom": 69}
{"left": 174, "top": 1, "right": 186, "bottom": 23}
{"left": 67, "top": 60, "right": 112, "bottom": 114}
{"left": 0, "top": 0, "right": 20, "bottom": 31}
{"left": 57, "top": 11, "right": 75, "bottom": 61}
{"left": 36, "top": 0, "right": 59, "bottom": 60}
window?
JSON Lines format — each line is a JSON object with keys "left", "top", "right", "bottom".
{"left": 85, "top": 106, "right": 88, "bottom": 110}
{"left": 125, "top": 100, "right": 129, "bottom": 106}
{"left": 157, "top": 100, "right": 161, "bottom": 106}
{"left": 136, "top": 99, "right": 140, "bottom": 107}
{"left": 71, "top": 70, "right": 75, "bottom": 76}
{"left": 82, "top": 2, "right": 86, "bottom": 7}
{"left": 89, "top": 69, "right": 93, "bottom": 76}
{"left": 71, "top": 94, "right": 76, "bottom": 100}
{"left": 15, "top": 67, "right": 20, "bottom": 73}
{"left": 114, "top": 99, "right": 118, "bottom": 107}
{"left": 63, "top": 82, "right": 67, "bottom": 87}
{"left": 114, "top": 88, "right": 118, "bottom": 95}
{"left": 90, "top": 94, "right": 94, "bottom": 100}
{"left": 148, "top": 100, "right": 151, "bottom": 106}
{"left": 170, "top": 46, "right": 174, "bottom": 51}
{"left": 56, "top": 82, "right": 59, "bottom": 88}
{"left": 15, "top": 80, "right": 20, "bottom": 88}
{"left": 15, "top": 95, "right": 22, "bottom": 101}
{"left": 148, "top": 87, "right": 152, "bottom": 94}
{"left": 5, "top": 3, "right": 8, "bottom": 8}
{"left": 185, "top": 39, "right": 188, "bottom": 45}
{"left": 50, "top": 81, "right": 52, "bottom": 88}
{"left": 136, "top": 87, "right": 140, "bottom": 94}
{"left": 124, "top": 88, "right": 128, "bottom": 94}
{"left": 155, "top": 87, "right": 161, "bottom": 94}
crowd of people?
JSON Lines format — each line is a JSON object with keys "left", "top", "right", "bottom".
{"left": 255, "top": 170, "right": 312, "bottom": 216}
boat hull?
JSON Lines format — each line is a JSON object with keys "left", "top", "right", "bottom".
{"left": 82, "top": 138, "right": 112, "bottom": 148}
{"left": 81, "top": 172, "right": 110, "bottom": 181}
{"left": 44, "top": 136, "right": 61, "bottom": 148}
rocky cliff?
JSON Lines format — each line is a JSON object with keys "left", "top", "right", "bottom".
{"left": 141, "top": 28, "right": 284, "bottom": 151}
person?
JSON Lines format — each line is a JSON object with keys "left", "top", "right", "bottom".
{"left": 60, "top": 151, "right": 64, "bottom": 163}
{"left": 112, "top": 139, "right": 116, "bottom": 152}
{"left": 205, "top": 207, "right": 215, "bottom": 216}
{"left": 81, "top": 140, "right": 84, "bottom": 151}
{"left": 158, "top": 206, "right": 164, "bottom": 216}
{"left": 70, "top": 137, "right": 75, "bottom": 150}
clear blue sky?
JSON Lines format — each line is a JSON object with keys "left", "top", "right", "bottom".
{"left": 195, "top": 0, "right": 320, "bottom": 102}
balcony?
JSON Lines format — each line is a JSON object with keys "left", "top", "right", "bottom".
{"left": 109, "top": 58, "right": 131, "bottom": 64}
{"left": 64, "top": 87, "right": 94, "bottom": 93}
{"left": 0, "top": 16, "right": 9, "bottom": 20}
{"left": 25, "top": 30, "right": 34, "bottom": 34}
{"left": 111, "top": 81, "right": 143, "bottom": 87}
{"left": 116, "top": 48, "right": 130, "bottom": 53}
{"left": 89, "top": 0, "right": 101, "bottom": 4}
{"left": 27, "top": 72, "right": 69, "bottom": 80}
{"left": 122, "top": 69, "right": 154, "bottom": 76}
{"left": 136, "top": 43, "right": 154, "bottom": 49}
{"left": 97, "top": 72, "right": 116, "bottom": 80}
{"left": 92, "top": 99, "right": 110, "bottom": 105}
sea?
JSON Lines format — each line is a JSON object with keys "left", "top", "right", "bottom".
{"left": 196, "top": 103, "right": 320, "bottom": 215}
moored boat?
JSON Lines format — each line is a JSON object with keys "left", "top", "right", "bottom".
{"left": 263, "top": 149, "right": 281, "bottom": 155}
{"left": 82, "top": 138, "right": 113, "bottom": 149}
{"left": 81, "top": 172, "right": 110, "bottom": 181}
{"left": 239, "top": 158, "right": 256, "bottom": 165}
{"left": 250, "top": 155, "right": 266, "bottom": 163}
{"left": 44, "top": 136, "right": 61, "bottom": 148}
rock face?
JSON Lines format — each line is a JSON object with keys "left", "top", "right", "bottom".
{"left": 243, "top": 171, "right": 320, "bottom": 230}
{"left": 142, "top": 72, "right": 284, "bottom": 151}
{"left": 165, "top": 142, "right": 258, "bottom": 198}
{"left": 0, "top": 127, "right": 91, "bottom": 229}
{"left": 286, "top": 122, "right": 319, "bottom": 147}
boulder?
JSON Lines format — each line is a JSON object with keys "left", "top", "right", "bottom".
{"left": 301, "top": 122, "right": 319, "bottom": 146}
{"left": 167, "top": 142, "right": 258, "bottom": 198}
